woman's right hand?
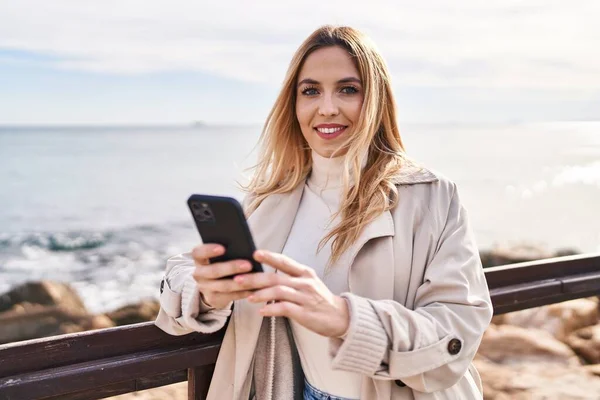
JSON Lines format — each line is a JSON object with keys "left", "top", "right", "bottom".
{"left": 191, "top": 243, "right": 255, "bottom": 309}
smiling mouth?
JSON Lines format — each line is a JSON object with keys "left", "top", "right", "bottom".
{"left": 316, "top": 126, "right": 345, "bottom": 134}
{"left": 314, "top": 125, "right": 347, "bottom": 140}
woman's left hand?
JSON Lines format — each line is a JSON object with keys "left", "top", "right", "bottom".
{"left": 233, "top": 249, "right": 350, "bottom": 338}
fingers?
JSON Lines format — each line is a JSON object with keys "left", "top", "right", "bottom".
{"left": 198, "top": 270, "right": 305, "bottom": 299}
{"left": 191, "top": 243, "right": 225, "bottom": 266}
{"left": 233, "top": 271, "right": 300, "bottom": 292}
{"left": 254, "top": 250, "right": 314, "bottom": 277}
{"left": 205, "top": 290, "right": 255, "bottom": 306}
{"left": 197, "top": 272, "right": 293, "bottom": 309}
{"left": 248, "top": 285, "right": 308, "bottom": 305}
{"left": 259, "top": 301, "right": 303, "bottom": 319}
{"left": 191, "top": 247, "right": 319, "bottom": 311}
{"left": 193, "top": 259, "right": 253, "bottom": 281}
{"left": 197, "top": 272, "right": 259, "bottom": 293}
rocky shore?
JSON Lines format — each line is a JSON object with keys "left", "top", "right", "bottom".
{"left": 1, "top": 246, "right": 598, "bottom": 399}
{"left": 0, "top": 281, "right": 159, "bottom": 344}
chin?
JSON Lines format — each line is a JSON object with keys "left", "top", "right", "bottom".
{"left": 314, "top": 145, "right": 348, "bottom": 158}
{"left": 305, "top": 132, "right": 349, "bottom": 158}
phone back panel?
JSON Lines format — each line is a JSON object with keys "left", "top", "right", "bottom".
{"left": 187, "top": 194, "right": 262, "bottom": 274}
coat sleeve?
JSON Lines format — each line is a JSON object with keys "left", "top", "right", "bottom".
{"left": 329, "top": 182, "right": 493, "bottom": 393}
{"left": 154, "top": 252, "right": 233, "bottom": 335}
{"left": 154, "top": 194, "right": 255, "bottom": 335}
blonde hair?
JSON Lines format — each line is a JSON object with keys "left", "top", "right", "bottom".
{"left": 243, "top": 25, "right": 406, "bottom": 265}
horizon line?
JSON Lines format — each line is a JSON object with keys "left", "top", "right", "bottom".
{"left": 1, "top": 119, "right": 600, "bottom": 129}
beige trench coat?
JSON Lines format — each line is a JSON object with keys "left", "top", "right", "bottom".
{"left": 155, "top": 163, "right": 493, "bottom": 399}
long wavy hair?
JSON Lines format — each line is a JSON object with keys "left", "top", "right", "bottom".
{"left": 243, "top": 25, "right": 407, "bottom": 265}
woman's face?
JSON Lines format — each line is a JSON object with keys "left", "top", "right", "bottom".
{"left": 295, "top": 46, "right": 364, "bottom": 158}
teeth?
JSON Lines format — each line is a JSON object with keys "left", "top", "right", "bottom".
{"left": 316, "top": 127, "right": 344, "bottom": 134}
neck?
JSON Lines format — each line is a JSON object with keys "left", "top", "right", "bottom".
{"left": 308, "top": 149, "right": 368, "bottom": 189}
{"left": 308, "top": 150, "right": 345, "bottom": 189}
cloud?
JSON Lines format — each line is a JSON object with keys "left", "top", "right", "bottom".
{"left": 0, "top": 0, "right": 599, "bottom": 91}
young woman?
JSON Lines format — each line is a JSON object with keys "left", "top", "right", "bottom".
{"left": 156, "top": 25, "right": 493, "bottom": 400}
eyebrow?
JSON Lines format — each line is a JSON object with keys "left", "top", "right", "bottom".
{"left": 297, "top": 77, "right": 362, "bottom": 87}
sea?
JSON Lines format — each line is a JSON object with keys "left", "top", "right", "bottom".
{"left": 1, "top": 122, "right": 599, "bottom": 313}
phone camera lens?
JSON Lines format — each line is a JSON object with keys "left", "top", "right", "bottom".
{"left": 194, "top": 203, "right": 215, "bottom": 223}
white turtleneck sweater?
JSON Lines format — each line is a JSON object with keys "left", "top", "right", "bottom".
{"left": 282, "top": 150, "right": 362, "bottom": 399}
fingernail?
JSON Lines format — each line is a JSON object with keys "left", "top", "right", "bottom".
{"left": 234, "top": 275, "right": 244, "bottom": 283}
{"left": 213, "top": 246, "right": 222, "bottom": 254}
{"left": 248, "top": 295, "right": 255, "bottom": 301}
{"left": 255, "top": 250, "right": 263, "bottom": 257}
{"left": 238, "top": 262, "right": 249, "bottom": 271}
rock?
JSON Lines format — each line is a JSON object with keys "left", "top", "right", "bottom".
{"left": 106, "top": 300, "right": 160, "bottom": 326}
{"left": 476, "top": 323, "right": 600, "bottom": 398}
{"left": 565, "top": 324, "right": 600, "bottom": 364}
{"left": 0, "top": 281, "right": 87, "bottom": 314}
{"left": 477, "top": 324, "right": 580, "bottom": 366}
{"left": 491, "top": 299, "right": 598, "bottom": 341}
{"left": 105, "top": 382, "right": 186, "bottom": 399}
{"left": 0, "top": 282, "right": 163, "bottom": 343}
{"left": 0, "top": 281, "right": 117, "bottom": 344}
{"left": 480, "top": 245, "right": 554, "bottom": 268}
{"left": 0, "top": 305, "right": 115, "bottom": 345}
{"left": 585, "top": 364, "right": 600, "bottom": 377}
{"left": 555, "top": 248, "right": 581, "bottom": 258}
{"left": 90, "top": 314, "right": 115, "bottom": 330}
{"left": 474, "top": 355, "right": 600, "bottom": 399}
{"left": 479, "top": 245, "right": 578, "bottom": 268}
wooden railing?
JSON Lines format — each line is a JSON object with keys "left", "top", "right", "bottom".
{"left": 1, "top": 253, "right": 599, "bottom": 400}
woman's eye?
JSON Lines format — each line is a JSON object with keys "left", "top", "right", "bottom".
{"left": 301, "top": 87, "right": 319, "bottom": 96}
{"left": 341, "top": 86, "right": 359, "bottom": 94}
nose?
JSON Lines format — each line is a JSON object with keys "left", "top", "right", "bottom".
{"left": 318, "top": 93, "right": 339, "bottom": 117}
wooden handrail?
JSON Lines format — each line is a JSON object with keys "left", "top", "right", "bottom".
{"left": 1, "top": 253, "right": 599, "bottom": 400}
{"left": 485, "top": 252, "right": 600, "bottom": 314}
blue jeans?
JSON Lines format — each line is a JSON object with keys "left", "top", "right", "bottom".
{"left": 303, "top": 378, "right": 358, "bottom": 400}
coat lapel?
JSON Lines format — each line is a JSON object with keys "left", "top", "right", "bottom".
{"left": 327, "top": 209, "right": 395, "bottom": 290}
{"left": 247, "top": 184, "right": 305, "bottom": 269}
{"left": 232, "top": 183, "right": 304, "bottom": 396}
{"left": 330, "top": 159, "right": 438, "bottom": 291}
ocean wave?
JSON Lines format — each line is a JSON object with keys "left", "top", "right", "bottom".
{"left": 0, "top": 223, "right": 196, "bottom": 313}
{"left": 0, "top": 222, "right": 195, "bottom": 253}
{"left": 504, "top": 161, "right": 600, "bottom": 199}
{"left": 552, "top": 161, "right": 600, "bottom": 187}
{"left": 0, "top": 231, "right": 110, "bottom": 252}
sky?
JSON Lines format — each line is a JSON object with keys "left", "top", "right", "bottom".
{"left": 0, "top": 0, "right": 599, "bottom": 125}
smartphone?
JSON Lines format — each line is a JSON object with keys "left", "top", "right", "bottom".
{"left": 187, "top": 194, "right": 263, "bottom": 277}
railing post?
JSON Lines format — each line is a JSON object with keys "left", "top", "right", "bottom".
{"left": 187, "top": 365, "right": 214, "bottom": 400}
